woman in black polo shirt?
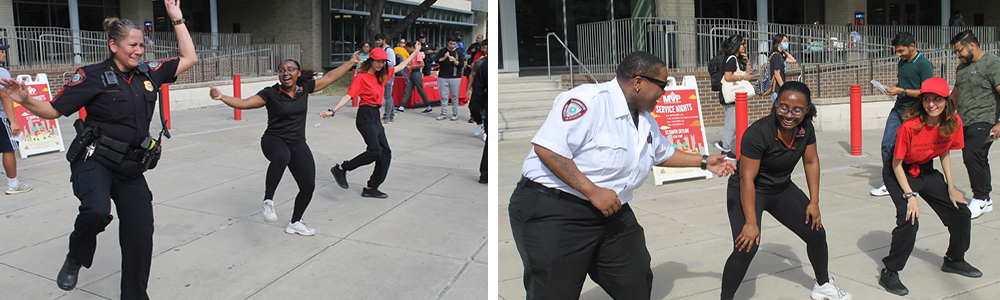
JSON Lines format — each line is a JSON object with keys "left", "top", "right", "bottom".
{"left": 721, "top": 82, "right": 852, "bottom": 300}
{"left": 208, "top": 54, "right": 358, "bottom": 236}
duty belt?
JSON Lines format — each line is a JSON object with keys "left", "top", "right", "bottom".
{"left": 518, "top": 177, "right": 588, "bottom": 203}
{"left": 89, "top": 135, "right": 146, "bottom": 164}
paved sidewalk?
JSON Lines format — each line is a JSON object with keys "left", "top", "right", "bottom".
{"left": 0, "top": 97, "right": 487, "bottom": 299}
{"left": 500, "top": 125, "right": 1000, "bottom": 300}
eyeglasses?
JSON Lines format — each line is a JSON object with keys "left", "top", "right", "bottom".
{"left": 278, "top": 68, "right": 299, "bottom": 74}
{"left": 776, "top": 105, "right": 805, "bottom": 118}
{"left": 637, "top": 75, "right": 667, "bottom": 90}
{"left": 954, "top": 44, "right": 967, "bottom": 55}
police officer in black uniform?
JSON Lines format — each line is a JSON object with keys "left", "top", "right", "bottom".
{"left": 0, "top": 1, "right": 196, "bottom": 299}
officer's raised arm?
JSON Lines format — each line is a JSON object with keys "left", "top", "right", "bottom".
{"left": 165, "top": 0, "right": 198, "bottom": 76}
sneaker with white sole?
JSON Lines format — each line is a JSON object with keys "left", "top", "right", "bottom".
{"left": 870, "top": 185, "right": 889, "bottom": 197}
{"left": 714, "top": 141, "right": 726, "bottom": 152}
{"left": 474, "top": 124, "right": 484, "bottom": 137}
{"left": 261, "top": 199, "right": 277, "bottom": 222}
{"left": 421, "top": 107, "right": 434, "bottom": 114}
{"left": 811, "top": 277, "right": 853, "bottom": 300}
{"left": 285, "top": 220, "right": 316, "bottom": 236}
{"left": 450, "top": 115, "right": 459, "bottom": 121}
{"left": 395, "top": 106, "right": 404, "bottom": 113}
{"left": 6, "top": 182, "right": 32, "bottom": 195}
{"left": 436, "top": 115, "right": 447, "bottom": 120}
{"left": 969, "top": 198, "right": 993, "bottom": 219}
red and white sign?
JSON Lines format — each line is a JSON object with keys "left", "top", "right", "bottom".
{"left": 652, "top": 76, "right": 713, "bottom": 185}
{"left": 14, "top": 74, "right": 66, "bottom": 158}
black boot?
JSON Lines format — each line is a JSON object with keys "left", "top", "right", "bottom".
{"left": 878, "top": 268, "right": 908, "bottom": 296}
{"left": 57, "top": 255, "right": 82, "bottom": 291}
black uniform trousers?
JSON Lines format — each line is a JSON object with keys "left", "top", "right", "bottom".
{"left": 469, "top": 93, "right": 486, "bottom": 125}
{"left": 68, "top": 158, "right": 153, "bottom": 300}
{"left": 882, "top": 161, "right": 972, "bottom": 271}
{"left": 342, "top": 105, "right": 391, "bottom": 189}
{"left": 509, "top": 177, "right": 652, "bottom": 300}
{"left": 261, "top": 135, "right": 315, "bottom": 223}
{"left": 962, "top": 123, "right": 994, "bottom": 200}
{"left": 721, "top": 183, "right": 829, "bottom": 300}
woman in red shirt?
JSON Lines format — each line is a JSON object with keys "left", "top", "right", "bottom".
{"left": 878, "top": 77, "right": 979, "bottom": 296}
{"left": 324, "top": 45, "right": 422, "bottom": 198}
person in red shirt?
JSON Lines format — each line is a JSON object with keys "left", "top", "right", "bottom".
{"left": 324, "top": 45, "right": 422, "bottom": 198}
{"left": 879, "top": 77, "right": 980, "bottom": 296}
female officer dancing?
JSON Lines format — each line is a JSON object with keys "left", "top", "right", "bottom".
{"left": 1, "top": 0, "right": 196, "bottom": 298}
{"left": 325, "top": 43, "right": 422, "bottom": 198}
{"left": 207, "top": 54, "right": 360, "bottom": 236}
{"left": 721, "top": 82, "right": 852, "bottom": 300}
{"left": 877, "top": 77, "right": 980, "bottom": 296}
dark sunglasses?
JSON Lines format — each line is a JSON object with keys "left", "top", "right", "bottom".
{"left": 637, "top": 75, "right": 667, "bottom": 90}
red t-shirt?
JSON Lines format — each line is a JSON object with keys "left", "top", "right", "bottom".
{"left": 893, "top": 115, "right": 964, "bottom": 177}
{"left": 347, "top": 72, "right": 386, "bottom": 107}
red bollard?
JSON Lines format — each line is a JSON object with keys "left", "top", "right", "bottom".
{"left": 734, "top": 92, "right": 748, "bottom": 160}
{"left": 160, "top": 83, "right": 171, "bottom": 130}
{"left": 233, "top": 74, "right": 242, "bottom": 121}
{"left": 850, "top": 85, "right": 862, "bottom": 156}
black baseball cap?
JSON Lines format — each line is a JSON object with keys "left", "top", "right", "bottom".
{"left": 0, "top": 45, "right": 9, "bottom": 50}
{"left": 418, "top": 34, "right": 426, "bottom": 39}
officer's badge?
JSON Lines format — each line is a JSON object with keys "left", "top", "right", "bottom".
{"left": 562, "top": 98, "right": 587, "bottom": 121}
{"left": 144, "top": 81, "right": 154, "bottom": 91}
{"left": 67, "top": 69, "right": 86, "bottom": 86}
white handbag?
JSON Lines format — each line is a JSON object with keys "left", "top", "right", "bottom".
{"left": 720, "top": 56, "right": 756, "bottom": 104}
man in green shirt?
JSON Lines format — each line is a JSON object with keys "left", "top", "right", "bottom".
{"left": 952, "top": 30, "right": 1000, "bottom": 218}
{"left": 871, "top": 32, "right": 934, "bottom": 197}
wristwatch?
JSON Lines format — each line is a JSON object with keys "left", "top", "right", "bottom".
{"left": 902, "top": 192, "right": 919, "bottom": 200}
{"left": 700, "top": 155, "right": 708, "bottom": 170}
{"left": 171, "top": 18, "right": 185, "bottom": 26}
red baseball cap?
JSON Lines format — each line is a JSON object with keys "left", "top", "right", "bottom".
{"left": 369, "top": 48, "right": 388, "bottom": 61}
{"left": 919, "top": 77, "right": 950, "bottom": 98}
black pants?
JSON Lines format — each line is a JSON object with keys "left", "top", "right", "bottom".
{"left": 479, "top": 136, "right": 487, "bottom": 181}
{"left": 342, "top": 105, "right": 391, "bottom": 189}
{"left": 68, "top": 159, "right": 153, "bottom": 300}
{"left": 962, "top": 123, "right": 994, "bottom": 200}
{"left": 469, "top": 93, "right": 486, "bottom": 125}
{"left": 261, "top": 135, "right": 315, "bottom": 223}
{"left": 722, "top": 183, "right": 828, "bottom": 300}
{"left": 882, "top": 162, "right": 972, "bottom": 271}
{"left": 508, "top": 177, "right": 652, "bottom": 300}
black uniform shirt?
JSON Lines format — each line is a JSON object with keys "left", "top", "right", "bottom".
{"left": 728, "top": 114, "right": 816, "bottom": 195}
{"left": 256, "top": 79, "right": 316, "bottom": 144}
{"left": 52, "top": 58, "right": 179, "bottom": 147}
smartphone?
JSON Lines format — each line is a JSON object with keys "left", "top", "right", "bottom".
{"left": 751, "top": 68, "right": 758, "bottom": 74}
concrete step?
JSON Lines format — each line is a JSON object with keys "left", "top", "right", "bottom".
{"left": 499, "top": 89, "right": 565, "bottom": 101}
{"left": 499, "top": 98, "right": 555, "bottom": 111}
{"left": 500, "top": 108, "right": 551, "bottom": 120}
{"left": 499, "top": 128, "right": 539, "bottom": 141}
{"left": 498, "top": 80, "right": 560, "bottom": 91}
{"left": 500, "top": 117, "right": 546, "bottom": 131}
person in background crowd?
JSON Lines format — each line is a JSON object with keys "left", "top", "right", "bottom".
{"left": 418, "top": 34, "right": 437, "bottom": 76}
{"left": 374, "top": 33, "right": 397, "bottom": 123}
{"left": 0, "top": 44, "right": 32, "bottom": 194}
{"left": 871, "top": 32, "right": 934, "bottom": 197}
{"left": 467, "top": 40, "right": 488, "bottom": 137}
{"left": 878, "top": 77, "right": 979, "bottom": 296}
{"left": 768, "top": 34, "right": 797, "bottom": 102}
{"left": 400, "top": 42, "right": 434, "bottom": 115}
{"left": 394, "top": 38, "right": 409, "bottom": 61}
{"left": 454, "top": 32, "right": 466, "bottom": 54}
{"left": 950, "top": 10, "right": 966, "bottom": 27}
{"left": 951, "top": 30, "right": 1000, "bottom": 218}
{"left": 433, "top": 35, "right": 465, "bottom": 121}
{"left": 355, "top": 42, "right": 371, "bottom": 77}
{"left": 471, "top": 49, "right": 488, "bottom": 184}
{"left": 713, "top": 34, "right": 751, "bottom": 160}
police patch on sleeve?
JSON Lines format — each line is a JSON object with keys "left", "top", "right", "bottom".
{"left": 148, "top": 61, "right": 162, "bottom": 71}
{"left": 562, "top": 98, "right": 587, "bottom": 121}
{"left": 67, "top": 69, "right": 86, "bottom": 86}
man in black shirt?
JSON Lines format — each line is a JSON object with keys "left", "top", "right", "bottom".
{"left": 433, "top": 35, "right": 465, "bottom": 121}
{"left": 418, "top": 34, "right": 437, "bottom": 76}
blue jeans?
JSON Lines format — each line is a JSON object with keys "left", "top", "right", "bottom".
{"left": 880, "top": 107, "right": 906, "bottom": 164}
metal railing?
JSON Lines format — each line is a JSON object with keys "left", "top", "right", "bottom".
{"left": 546, "top": 32, "right": 597, "bottom": 86}
{"left": 174, "top": 44, "right": 301, "bottom": 84}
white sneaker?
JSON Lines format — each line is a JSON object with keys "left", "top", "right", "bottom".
{"left": 969, "top": 198, "right": 993, "bottom": 219}
{"left": 714, "top": 141, "right": 726, "bottom": 151}
{"left": 285, "top": 220, "right": 316, "bottom": 236}
{"left": 473, "top": 124, "right": 484, "bottom": 137}
{"left": 811, "top": 277, "right": 853, "bottom": 300}
{"left": 436, "top": 115, "right": 447, "bottom": 120}
{"left": 5, "top": 182, "right": 32, "bottom": 195}
{"left": 261, "top": 199, "right": 277, "bottom": 222}
{"left": 870, "top": 185, "right": 889, "bottom": 197}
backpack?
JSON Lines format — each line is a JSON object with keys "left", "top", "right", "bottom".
{"left": 754, "top": 52, "right": 779, "bottom": 95}
{"left": 708, "top": 53, "right": 726, "bottom": 91}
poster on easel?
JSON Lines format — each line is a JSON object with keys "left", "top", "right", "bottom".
{"left": 14, "top": 74, "right": 66, "bottom": 159}
{"left": 652, "top": 75, "right": 713, "bottom": 185}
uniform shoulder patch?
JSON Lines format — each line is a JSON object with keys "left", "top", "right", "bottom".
{"left": 147, "top": 61, "right": 161, "bottom": 71}
{"left": 562, "top": 98, "right": 587, "bottom": 121}
{"left": 67, "top": 69, "right": 86, "bottom": 86}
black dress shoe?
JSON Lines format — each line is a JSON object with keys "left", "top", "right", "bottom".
{"left": 942, "top": 257, "right": 983, "bottom": 277}
{"left": 361, "top": 188, "right": 388, "bottom": 198}
{"left": 57, "top": 256, "right": 81, "bottom": 291}
{"left": 331, "top": 164, "right": 349, "bottom": 189}
{"left": 878, "top": 268, "right": 908, "bottom": 296}
{"left": 478, "top": 177, "right": 487, "bottom": 184}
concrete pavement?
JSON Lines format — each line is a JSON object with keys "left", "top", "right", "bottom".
{"left": 499, "top": 124, "right": 1000, "bottom": 300}
{"left": 0, "top": 96, "right": 487, "bottom": 299}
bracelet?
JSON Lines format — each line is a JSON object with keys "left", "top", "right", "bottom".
{"left": 902, "top": 192, "right": 919, "bottom": 200}
{"left": 700, "top": 154, "right": 708, "bottom": 170}
{"left": 327, "top": 108, "right": 336, "bottom": 116}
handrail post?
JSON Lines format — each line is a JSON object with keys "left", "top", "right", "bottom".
{"left": 547, "top": 33, "right": 551, "bottom": 81}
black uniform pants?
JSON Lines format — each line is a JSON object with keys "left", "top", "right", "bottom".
{"left": 469, "top": 93, "right": 486, "bottom": 125}
{"left": 508, "top": 177, "right": 652, "bottom": 300}
{"left": 882, "top": 162, "right": 972, "bottom": 271}
{"left": 342, "top": 105, "right": 391, "bottom": 189}
{"left": 722, "top": 183, "right": 828, "bottom": 300}
{"left": 479, "top": 136, "right": 487, "bottom": 181}
{"left": 962, "top": 123, "right": 994, "bottom": 200}
{"left": 68, "top": 159, "right": 153, "bottom": 300}
{"left": 261, "top": 135, "right": 315, "bottom": 223}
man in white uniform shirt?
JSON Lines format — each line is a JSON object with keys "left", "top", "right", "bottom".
{"left": 509, "top": 51, "right": 736, "bottom": 299}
